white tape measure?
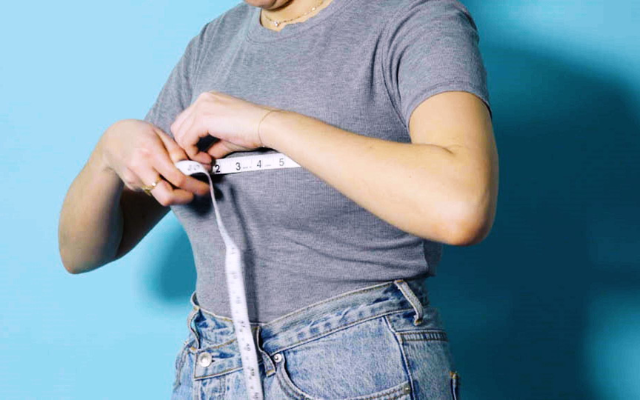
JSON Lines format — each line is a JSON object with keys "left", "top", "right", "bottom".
{"left": 211, "top": 152, "right": 300, "bottom": 175}
{"left": 175, "top": 152, "right": 301, "bottom": 400}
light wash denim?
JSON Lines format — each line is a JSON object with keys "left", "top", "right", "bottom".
{"left": 171, "top": 279, "right": 461, "bottom": 399}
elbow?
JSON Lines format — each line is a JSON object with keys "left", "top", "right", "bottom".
{"left": 58, "top": 222, "right": 108, "bottom": 275}
{"left": 448, "top": 217, "right": 491, "bottom": 246}
{"left": 59, "top": 226, "right": 82, "bottom": 274}
{"left": 59, "top": 247, "right": 104, "bottom": 275}
{"left": 59, "top": 238, "right": 95, "bottom": 275}
{"left": 444, "top": 200, "right": 496, "bottom": 247}
{"left": 65, "top": 266, "right": 82, "bottom": 275}
{"left": 59, "top": 232, "right": 77, "bottom": 274}
{"left": 59, "top": 245, "right": 82, "bottom": 275}
{"left": 445, "top": 175, "right": 498, "bottom": 246}
{"left": 60, "top": 255, "right": 98, "bottom": 275}
{"left": 60, "top": 253, "right": 80, "bottom": 275}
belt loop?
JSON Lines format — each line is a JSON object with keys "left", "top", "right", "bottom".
{"left": 254, "top": 325, "right": 276, "bottom": 377}
{"left": 393, "top": 279, "right": 424, "bottom": 326}
{"left": 188, "top": 291, "right": 202, "bottom": 348}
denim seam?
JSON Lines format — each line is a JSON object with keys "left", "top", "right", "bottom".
{"left": 194, "top": 365, "right": 246, "bottom": 381}
{"left": 260, "top": 281, "right": 398, "bottom": 328}
{"left": 397, "top": 331, "right": 448, "bottom": 342}
{"left": 275, "top": 356, "right": 309, "bottom": 400}
{"left": 384, "top": 314, "right": 417, "bottom": 400}
{"left": 384, "top": 316, "right": 416, "bottom": 399}
{"left": 276, "top": 364, "right": 306, "bottom": 400}
{"left": 191, "top": 282, "right": 399, "bottom": 327}
{"left": 268, "top": 308, "right": 415, "bottom": 356}
{"left": 188, "top": 336, "right": 237, "bottom": 353}
{"left": 173, "top": 340, "right": 191, "bottom": 390}
{"left": 275, "top": 353, "right": 412, "bottom": 400}
{"left": 188, "top": 280, "right": 415, "bottom": 348}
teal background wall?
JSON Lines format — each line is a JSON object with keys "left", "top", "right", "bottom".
{"left": 1, "top": 1, "right": 638, "bottom": 398}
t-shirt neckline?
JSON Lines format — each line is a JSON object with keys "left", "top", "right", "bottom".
{"left": 245, "top": 0, "right": 356, "bottom": 43}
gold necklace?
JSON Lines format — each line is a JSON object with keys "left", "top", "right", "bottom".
{"left": 262, "top": 0, "right": 326, "bottom": 28}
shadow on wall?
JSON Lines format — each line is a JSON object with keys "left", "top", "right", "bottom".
{"left": 150, "top": 228, "right": 197, "bottom": 302}
{"left": 143, "top": 37, "right": 640, "bottom": 400}
{"left": 430, "top": 41, "right": 640, "bottom": 400}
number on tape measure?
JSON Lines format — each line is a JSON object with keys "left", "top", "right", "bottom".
{"left": 212, "top": 153, "right": 300, "bottom": 175}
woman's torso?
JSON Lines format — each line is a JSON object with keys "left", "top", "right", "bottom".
{"left": 169, "top": 0, "right": 447, "bottom": 323}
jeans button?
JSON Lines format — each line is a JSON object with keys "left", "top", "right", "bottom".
{"left": 273, "top": 353, "right": 283, "bottom": 363}
{"left": 198, "top": 352, "right": 213, "bottom": 367}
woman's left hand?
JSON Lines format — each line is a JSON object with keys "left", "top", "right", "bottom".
{"left": 170, "top": 90, "right": 280, "bottom": 163}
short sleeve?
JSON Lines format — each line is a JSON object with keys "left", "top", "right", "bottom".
{"left": 382, "top": 0, "right": 492, "bottom": 128}
{"left": 143, "top": 22, "right": 212, "bottom": 140}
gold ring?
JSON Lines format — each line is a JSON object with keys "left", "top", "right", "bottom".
{"left": 141, "top": 177, "right": 162, "bottom": 197}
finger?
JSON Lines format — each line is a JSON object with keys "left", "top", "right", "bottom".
{"left": 172, "top": 92, "right": 213, "bottom": 136}
{"left": 135, "top": 167, "right": 195, "bottom": 206}
{"left": 151, "top": 126, "right": 212, "bottom": 193}
{"left": 172, "top": 108, "right": 213, "bottom": 165}
{"left": 154, "top": 126, "right": 213, "bottom": 174}
{"left": 154, "top": 126, "right": 196, "bottom": 163}
{"left": 149, "top": 142, "right": 211, "bottom": 197}
{"left": 156, "top": 181, "right": 198, "bottom": 206}
{"left": 206, "top": 140, "right": 235, "bottom": 160}
{"left": 170, "top": 104, "right": 195, "bottom": 143}
{"left": 178, "top": 113, "right": 214, "bottom": 164}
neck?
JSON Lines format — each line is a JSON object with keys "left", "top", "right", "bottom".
{"left": 260, "top": 0, "right": 332, "bottom": 31}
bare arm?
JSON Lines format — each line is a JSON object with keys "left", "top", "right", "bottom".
{"left": 57, "top": 132, "right": 169, "bottom": 274}
{"left": 58, "top": 119, "right": 210, "bottom": 274}
{"left": 58, "top": 139, "right": 128, "bottom": 274}
{"left": 260, "top": 92, "right": 498, "bottom": 246}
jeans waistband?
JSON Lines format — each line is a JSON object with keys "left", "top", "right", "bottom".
{"left": 185, "top": 278, "right": 429, "bottom": 379}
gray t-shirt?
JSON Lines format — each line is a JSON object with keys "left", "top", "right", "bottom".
{"left": 144, "top": 0, "right": 491, "bottom": 323}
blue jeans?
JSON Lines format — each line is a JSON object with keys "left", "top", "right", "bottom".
{"left": 171, "top": 278, "right": 460, "bottom": 399}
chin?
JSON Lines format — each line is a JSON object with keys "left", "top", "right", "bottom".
{"left": 244, "top": 0, "right": 289, "bottom": 10}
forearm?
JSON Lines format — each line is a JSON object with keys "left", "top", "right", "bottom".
{"left": 58, "top": 135, "right": 124, "bottom": 274}
{"left": 261, "top": 110, "right": 478, "bottom": 245}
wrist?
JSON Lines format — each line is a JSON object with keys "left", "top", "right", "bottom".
{"left": 260, "top": 109, "right": 288, "bottom": 150}
{"left": 86, "top": 146, "right": 124, "bottom": 197}
{"left": 95, "top": 124, "right": 121, "bottom": 178}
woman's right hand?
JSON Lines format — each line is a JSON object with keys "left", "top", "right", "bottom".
{"left": 98, "top": 119, "right": 212, "bottom": 206}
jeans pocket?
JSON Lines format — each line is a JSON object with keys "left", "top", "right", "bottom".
{"left": 385, "top": 308, "right": 455, "bottom": 400}
{"left": 272, "top": 314, "right": 413, "bottom": 399}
